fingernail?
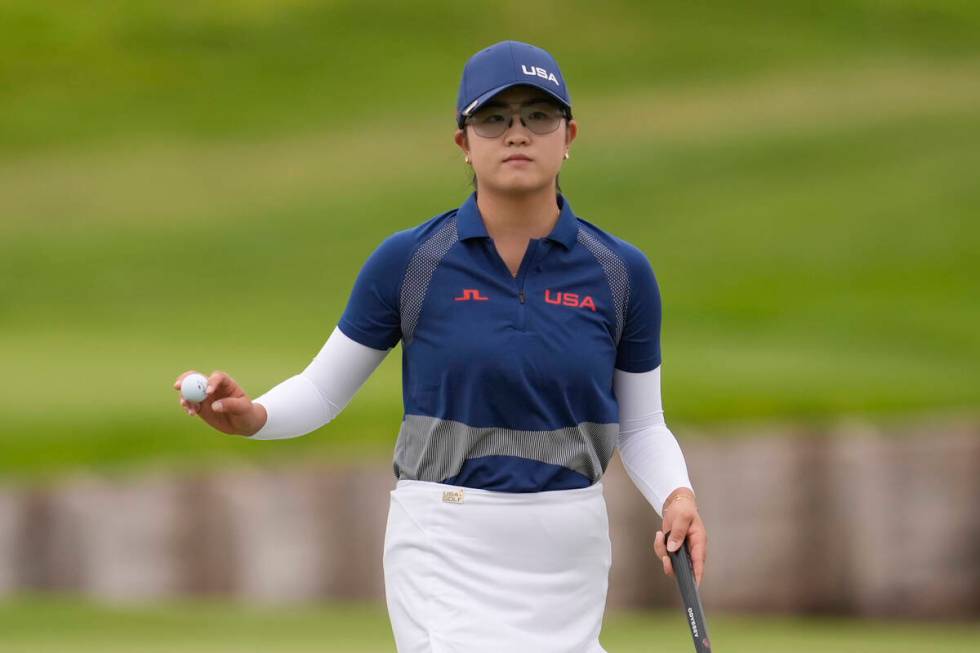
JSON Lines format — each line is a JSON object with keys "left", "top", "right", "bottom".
{"left": 212, "top": 401, "right": 223, "bottom": 412}
{"left": 206, "top": 385, "right": 213, "bottom": 394}
{"left": 668, "top": 540, "right": 680, "bottom": 552}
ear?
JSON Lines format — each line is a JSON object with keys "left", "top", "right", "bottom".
{"left": 454, "top": 128, "right": 468, "bottom": 155}
{"left": 565, "top": 119, "right": 578, "bottom": 147}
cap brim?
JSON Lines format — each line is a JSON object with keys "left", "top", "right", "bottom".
{"left": 458, "top": 81, "right": 570, "bottom": 126}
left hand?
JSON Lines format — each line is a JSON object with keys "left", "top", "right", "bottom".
{"left": 654, "top": 489, "right": 707, "bottom": 589}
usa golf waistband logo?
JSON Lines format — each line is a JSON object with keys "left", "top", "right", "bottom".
{"left": 442, "top": 488, "right": 465, "bottom": 504}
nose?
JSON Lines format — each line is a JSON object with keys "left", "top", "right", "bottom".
{"left": 503, "top": 116, "right": 532, "bottom": 144}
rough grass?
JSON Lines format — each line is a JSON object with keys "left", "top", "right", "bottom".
{"left": 0, "top": 594, "right": 978, "bottom": 653}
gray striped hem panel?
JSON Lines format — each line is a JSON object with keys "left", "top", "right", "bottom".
{"left": 392, "top": 414, "right": 620, "bottom": 484}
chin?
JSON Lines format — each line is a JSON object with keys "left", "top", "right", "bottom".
{"left": 489, "top": 173, "right": 550, "bottom": 194}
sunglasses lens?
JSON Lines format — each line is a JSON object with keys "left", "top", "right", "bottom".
{"left": 469, "top": 109, "right": 509, "bottom": 138}
{"left": 522, "top": 104, "right": 563, "bottom": 134}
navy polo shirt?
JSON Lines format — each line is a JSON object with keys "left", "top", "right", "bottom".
{"left": 338, "top": 190, "right": 663, "bottom": 492}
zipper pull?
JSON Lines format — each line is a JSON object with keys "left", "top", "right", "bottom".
{"left": 519, "top": 289, "right": 525, "bottom": 304}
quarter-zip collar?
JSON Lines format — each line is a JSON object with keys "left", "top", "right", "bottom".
{"left": 456, "top": 190, "right": 579, "bottom": 250}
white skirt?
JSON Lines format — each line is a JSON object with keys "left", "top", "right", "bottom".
{"left": 382, "top": 478, "right": 612, "bottom": 653}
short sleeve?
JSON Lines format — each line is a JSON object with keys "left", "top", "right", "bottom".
{"left": 337, "top": 230, "right": 414, "bottom": 351}
{"left": 615, "top": 244, "right": 663, "bottom": 373}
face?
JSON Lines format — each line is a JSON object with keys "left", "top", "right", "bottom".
{"left": 454, "top": 84, "right": 577, "bottom": 196}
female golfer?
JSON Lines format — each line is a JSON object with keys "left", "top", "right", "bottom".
{"left": 174, "top": 40, "right": 707, "bottom": 653}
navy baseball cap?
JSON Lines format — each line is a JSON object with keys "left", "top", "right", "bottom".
{"left": 456, "top": 40, "right": 572, "bottom": 129}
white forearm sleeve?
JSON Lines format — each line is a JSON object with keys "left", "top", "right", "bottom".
{"left": 614, "top": 365, "right": 694, "bottom": 518}
{"left": 248, "top": 326, "right": 390, "bottom": 440}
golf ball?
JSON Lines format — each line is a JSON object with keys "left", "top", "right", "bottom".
{"left": 181, "top": 373, "right": 209, "bottom": 402}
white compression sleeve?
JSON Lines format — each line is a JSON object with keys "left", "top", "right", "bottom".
{"left": 614, "top": 365, "right": 694, "bottom": 518}
{"left": 248, "top": 326, "right": 390, "bottom": 440}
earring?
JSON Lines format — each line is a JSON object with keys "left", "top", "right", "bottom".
{"left": 464, "top": 155, "right": 471, "bottom": 164}
{"left": 563, "top": 152, "right": 570, "bottom": 160}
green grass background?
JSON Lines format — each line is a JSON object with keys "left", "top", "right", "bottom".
{"left": 1, "top": 0, "right": 978, "bottom": 482}
{"left": 2, "top": 594, "right": 979, "bottom": 653}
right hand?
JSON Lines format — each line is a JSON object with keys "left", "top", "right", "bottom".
{"left": 173, "top": 370, "right": 267, "bottom": 436}
{"left": 654, "top": 491, "right": 707, "bottom": 589}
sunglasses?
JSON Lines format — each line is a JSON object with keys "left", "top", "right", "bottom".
{"left": 463, "top": 100, "right": 569, "bottom": 138}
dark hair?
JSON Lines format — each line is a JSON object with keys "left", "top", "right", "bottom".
{"left": 466, "top": 112, "right": 572, "bottom": 195}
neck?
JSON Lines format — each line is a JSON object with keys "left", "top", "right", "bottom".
{"left": 475, "top": 185, "right": 560, "bottom": 241}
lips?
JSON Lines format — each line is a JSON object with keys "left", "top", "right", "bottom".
{"left": 504, "top": 155, "right": 532, "bottom": 163}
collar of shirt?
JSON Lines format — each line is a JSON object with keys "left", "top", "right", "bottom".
{"left": 455, "top": 190, "right": 579, "bottom": 251}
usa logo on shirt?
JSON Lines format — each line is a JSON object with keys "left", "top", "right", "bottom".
{"left": 544, "top": 289, "right": 597, "bottom": 312}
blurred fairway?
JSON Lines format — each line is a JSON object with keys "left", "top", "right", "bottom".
{"left": 1, "top": 1, "right": 978, "bottom": 480}
{"left": 1, "top": 595, "right": 979, "bottom": 652}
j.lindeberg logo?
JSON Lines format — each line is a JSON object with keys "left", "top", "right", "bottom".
{"left": 521, "top": 64, "right": 560, "bottom": 86}
{"left": 454, "top": 288, "right": 489, "bottom": 301}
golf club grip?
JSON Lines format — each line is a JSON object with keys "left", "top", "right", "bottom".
{"left": 665, "top": 529, "right": 712, "bottom": 652}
